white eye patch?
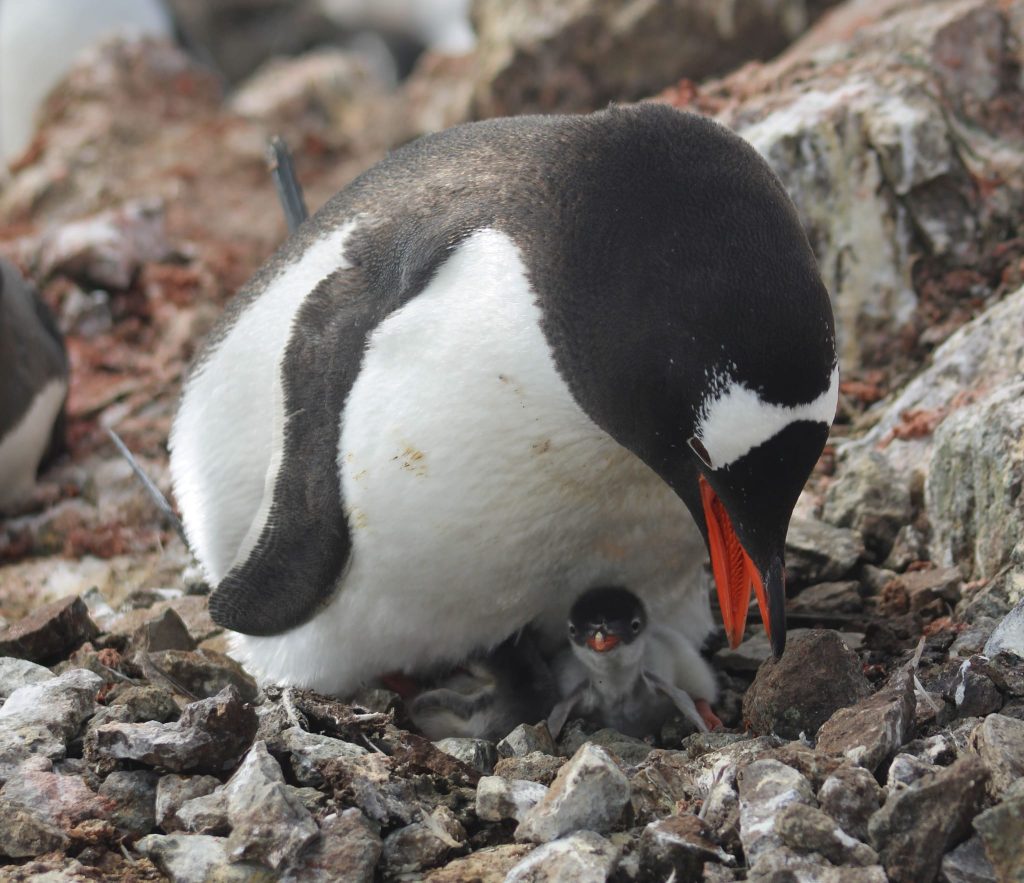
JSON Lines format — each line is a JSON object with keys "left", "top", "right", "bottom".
{"left": 694, "top": 365, "right": 839, "bottom": 470}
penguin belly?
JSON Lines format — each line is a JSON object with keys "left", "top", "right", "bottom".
{"left": 181, "top": 227, "right": 713, "bottom": 693}
{"left": 0, "top": 378, "right": 66, "bottom": 509}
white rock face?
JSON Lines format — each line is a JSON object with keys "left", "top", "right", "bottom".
{"left": 475, "top": 776, "right": 548, "bottom": 823}
{"left": 0, "top": 668, "right": 101, "bottom": 782}
{"left": 515, "top": 743, "right": 630, "bottom": 843}
{"left": 715, "top": 0, "right": 1024, "bottom": 371}
{"left": 736, "top": 759, "right": 815, "bottom": 868}
{"left": 505, "top": 831, "right": 620, "bottom": 883}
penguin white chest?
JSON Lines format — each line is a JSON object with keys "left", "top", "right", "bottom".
{"left": 233, "top": 228, "right": 711, "bottom": 693}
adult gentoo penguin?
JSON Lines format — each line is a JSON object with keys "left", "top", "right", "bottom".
{"left": 170, "top": 104, "right": 838, "bottom": 696}
{"left": 0, "top": 258, "right": 68, "bottom": 510}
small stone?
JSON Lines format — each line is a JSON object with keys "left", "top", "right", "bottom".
{"left": 699, "top": 774, "right": 741, "bottom": 854}
{"left": 222, "top": 740, "right": 319, "bottom": 870}
{"left": 886, "top": 753, "right": 937, "bottom": 791}
{"left": 0, "top": 804, "right": 68, "bottom": 858}
{"left": 476, "top": 776, "right": 548, "bottom": 823}
{"left": 498, "top": 722, "right": 556, "bottom": 758}
{"left": 558, "top": 726, "right": 656, "bottom": 766}
{"left": 952, "top": 622, "right": 998, "bottom": 658}
{"left": 108, "top": 684, "right": 180, "bottom": 722}
{"left": 786, "top": 517, "right": 866, "bottom": 585}
{"left": 155, "top": 774, "right": 222, "bottom": 832}
{"left": 286, "top": 785, "right": 329, "bottom": 817}
{"left": 135, "top": 833, "right": 272, "bottom": 883}
{"left": 940, "top": 835, "right": 997, "bottom": 883}
{"left": 91, "top": 685, "right": 257, "bottom": 772}
{"left": 175, "top": 788, "right": 228, "bottom": 835}
{"left": 515, "top": 743, "right": 630, "bottom": 843}
{"left": 765, "top": 741, "right": 844, "bottom": 790}
{"left": 984, "top": 599, "right": 1024, "bottom": 657}
{"left": 425, "top": 843, "right": 534, "bottom": 882}
{"left": 985, "top": 651, "right": 1024, "bottom": 698}
{"left": 146, "top": 649, "right": 258, "bottom": 701}
{"left": 743, "top": 630, "right": 872, "bottom": 739}
{"left": 816, "top": 670, "right": 916, "bottom": 772}
{"left": 129, "top": 608, "right": 197, "bottom": 653}
{"left": 494, "top": 751, "right": 565, "bottom": 785}
{"left": 953, "top": 658, "right": 1004, "bottom": 718}
{"left": 0, "top": 657, "right": 54, "bottom": 698}
{"left": 0, "top": 770, "right": 109, "bottom": 832}
{"left": 0, "top": 596, "right": 98, "bottom": 663}
{"left": 868, "top": 756, "right": 989, "bottom": 883}
{"left": 270, "top": 726, "right": 367, "bottom": 787}
{"left": 818, "top": 765, "right": 883, "bottom": 842}
{"left": 821, "top": 450, "right": 912, "bottom": 559}
{"left": 896, "top": 567, "right": 963, "bottom": 615}
{"left": 282, "top": 808, "right": 382, "bottom": 883}
{"left": 787, "top": 581, "right": 865, "bottom": 617}
{"left": 382, "top": 805, "right": 466, "bottom": 874}
{"left": 748, "top": 848, "right": 887, "bottom": 881}
{"left": 776, "top": 803, "right": 879, "bottom": 866}
{"left": 321, "top": 752, "right": 420, "bottom": 826}
{"left": 967, "top": 713, "right": 1024, "bottom": 798}
{"left": 972, "top": 787, "right": 1024, "bottom": 883}
{"left": 434, "top": 737, "right": 498, "bottom": 775}
{"left": 638, "top": 815, "right": 735, "bottom": 879}
{"left": 737, "top": 759, "right": 815, "bottom": 867}
{"left": 98, "top": 770, "right": 159, "bottom": 836}
{"left": 0, "top": 668, "right": 102, "bottom": 782}
{"left": 505, "top": 831, "right": 619, "bottom": 882}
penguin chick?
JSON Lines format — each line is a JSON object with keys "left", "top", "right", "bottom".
{"left": 548, "top": 587, "right": 721, "bottom": 738}
{"left": 408, "top": 629, "right": 557, "bottom": 741}
{"left": 0, "top": 259, "right": 68, "bottom": 511}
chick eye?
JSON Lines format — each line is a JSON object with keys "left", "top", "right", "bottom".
{"left": 568, "top": 623, "right": 577, "bottom": 637}
{"left": 688, "top": 436, "right": 713, "bottom": 469}
{"left": 631, "top": 619, "right": 642, "bottom": 634}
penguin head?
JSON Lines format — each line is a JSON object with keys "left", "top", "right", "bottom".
{"left": 567, "top": 586, "right": 648, "bottom": 675}
{"left": 543, "top": 106, "right": 838, "bottom": 659}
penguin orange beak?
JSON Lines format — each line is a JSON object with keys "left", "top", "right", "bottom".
{"left": 586, "top": 631, "right": 621, "bottom": 652}
{"left": 699, "top": 476, "right": 775, "bottom": 651}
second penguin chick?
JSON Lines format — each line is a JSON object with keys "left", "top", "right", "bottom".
{"left": 407, "top": 629, "right": 558, "bottom": 741}
{"left": 549, "top": 587, "right": 722, "bottom": 738}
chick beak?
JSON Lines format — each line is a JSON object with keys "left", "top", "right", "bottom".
{"left": 699, "top": 475, "right": 785, "bottom": 654}
{"left": 587, "top": 630, "right": 621, "bottom": 652}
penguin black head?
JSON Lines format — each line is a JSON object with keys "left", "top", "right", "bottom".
{"left": 568, "top": 586, "right": 647, "bottom": 654}
{"left": 540, "top": 105, "right": 838, "bottom": 659}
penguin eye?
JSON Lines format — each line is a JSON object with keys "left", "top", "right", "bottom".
{"left": 631, "top": 619, "right": 642, "bottom": 634}
{"left": 688, "top": 436, "right": 713, "bottom": 469}
{"left": 568, "top": 623, "right": 577, "bottom": 637}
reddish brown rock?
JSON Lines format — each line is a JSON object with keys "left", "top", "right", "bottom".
{"left": 0, "top": 596, "right": 98, "bottom": 663}
{"left": 743, "top": 630, "right": 872, "bottom": 739}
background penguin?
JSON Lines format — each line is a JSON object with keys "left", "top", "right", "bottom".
{"left": 547, "top": 586, "right": 719, "bottom": 739}
{"left": 170, "top": 103, "right": 838, "bottom": 700}
{"left": 0, "top": 0, "right": 173, "bottom": 163}
{"left": 0, "top": 258, "right": 68, "bottom": 511}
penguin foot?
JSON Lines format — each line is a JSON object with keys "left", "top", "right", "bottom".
{"left": 695, "top": 698, "right": 724, "bottom": 732}
{"left": 377, "top": 672, "right": 421, "bottom": 700}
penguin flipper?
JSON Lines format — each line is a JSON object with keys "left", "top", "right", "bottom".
{"left": 207, "top": 265, "right": 377, "bottom": 636}
{"left": 546, "top": 685, "right": 585, "bottom": 739}
{"left": 643, "top": 669, "right": 709, "bottom": 734}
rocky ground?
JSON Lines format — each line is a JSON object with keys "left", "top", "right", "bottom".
{"left": 1, "top": 0, "right": 1023, "bottom": 880}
